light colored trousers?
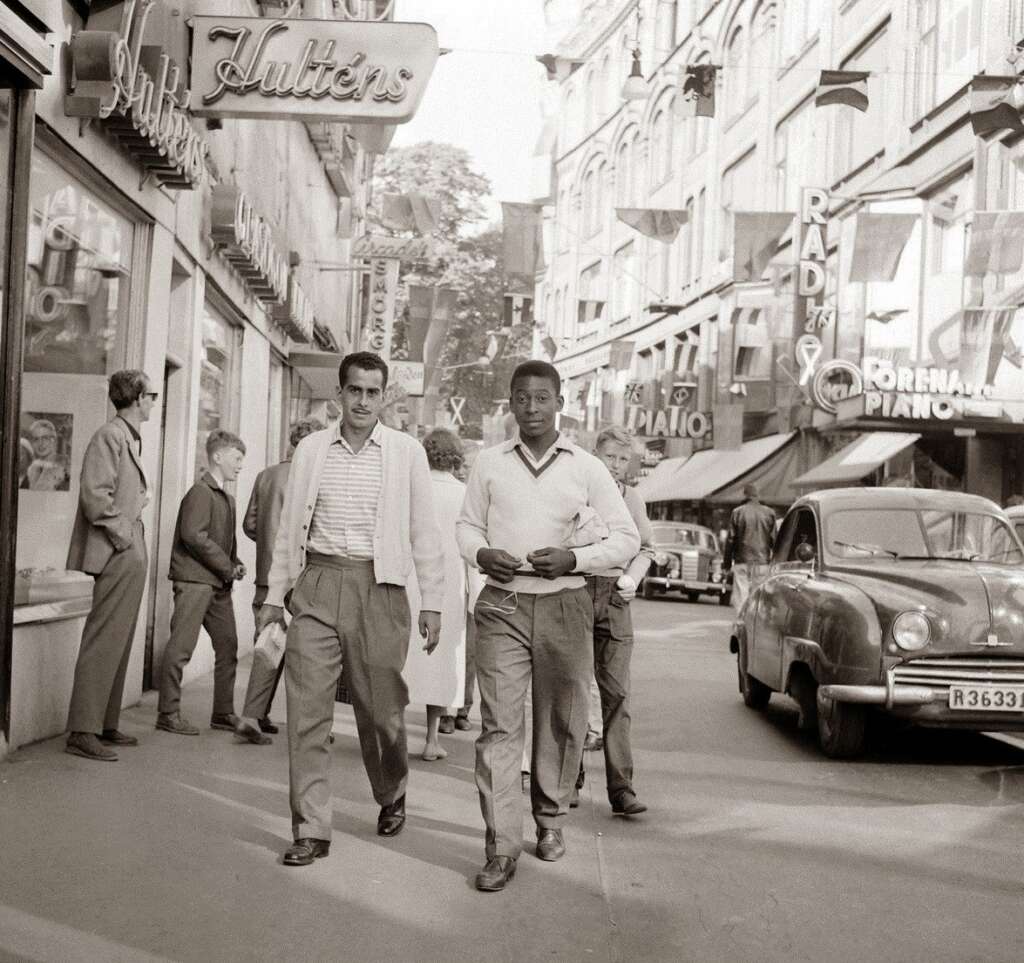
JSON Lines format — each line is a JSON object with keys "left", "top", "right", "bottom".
{"left": 286, "top": 555, "right": 410, "bottom": 841}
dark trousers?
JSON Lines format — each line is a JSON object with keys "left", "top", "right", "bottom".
{"left": 286, "top": 555, "right": 411, "bottom": 841}
{"left": 67, "top": 522, "right": 148, "bottom": 734}
{"left": 586, "top": 576, "right": 636, "bottom": 801}
{"left": 474, "top": 584, "right": 594, "bottom": 860}
{"left": 242, "top": 585, "right": 285, "bottom": 721}
{"left": 157, "top": 581, "right": 238, "bottom": 717}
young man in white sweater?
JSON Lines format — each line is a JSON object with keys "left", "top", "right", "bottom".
{"left": 457, "top": 361, "right": 640, "bottom": 892}
{"left": 256, "top": 353, "right": 444, "bottom": 867}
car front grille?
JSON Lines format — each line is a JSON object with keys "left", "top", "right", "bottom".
{"left": 680, "top": 555, "right": 699, "bottom": 581}
{"left": 893, "top": 658, "right": 1024, "bottom": 694}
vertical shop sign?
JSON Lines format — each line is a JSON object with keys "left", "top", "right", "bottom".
{"left": 363, "top": 258, "right": 400, "bottom": 355}
{"left": 796, "top": 188, "right": 834, "bottom": 336}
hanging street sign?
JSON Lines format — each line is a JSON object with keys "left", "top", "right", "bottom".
{"left": 351, "top": 234, "right": 435, "bottom": 260}
{"left": 188, "top": 15, "right": 439, "bottom": 124}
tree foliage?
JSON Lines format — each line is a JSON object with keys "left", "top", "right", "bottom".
{"left": 373, "top": 143, "right": 532, "bottom": 438}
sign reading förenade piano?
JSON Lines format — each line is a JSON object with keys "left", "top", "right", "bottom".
{"left": 189, "top": 16, "right": 439, "bottom": 124}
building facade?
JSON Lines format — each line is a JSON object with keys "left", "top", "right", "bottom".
{"left": 535, "top": 0, "right": 1024, "bottom": 524}
{"left": 0, "top": 0, "right": 392, "bottom": 755}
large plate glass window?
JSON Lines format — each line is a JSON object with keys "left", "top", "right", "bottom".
{"left": 195, "top": 300, "right": 241, "bottom": 481}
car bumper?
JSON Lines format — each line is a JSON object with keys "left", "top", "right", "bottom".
{"left": 819, "top": 681, "right": 1024, "bottom": 729}
{"left": 646, "top": 577, "right": 728, "bottom": 594}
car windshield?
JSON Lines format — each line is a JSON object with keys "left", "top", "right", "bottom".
{"left": 651, "top": 526, "right": 718, "bottom": 551}
{"left": 825, "top": 509, "right": 1024, "bottom": 563}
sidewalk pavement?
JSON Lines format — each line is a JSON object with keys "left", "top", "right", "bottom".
{"left": 0, "top": 656, "right": 673, "bottom": 963}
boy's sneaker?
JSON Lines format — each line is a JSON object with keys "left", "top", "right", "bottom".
{"left": 156, "top": 713, "right": 200, "bottom": 736}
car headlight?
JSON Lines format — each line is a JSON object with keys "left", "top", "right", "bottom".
{"left": 892, "top": 611, "right": 930, "bottom": 651}
{"left": 654, "top": 552, "right": 670, "bottom": 568}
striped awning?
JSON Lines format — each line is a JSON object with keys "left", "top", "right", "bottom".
{"left": 793, "top": 432, "right": 920, "bottom": 489}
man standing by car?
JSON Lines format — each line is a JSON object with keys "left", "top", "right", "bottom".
{"left": 725, "top": 483, "right": 776, "bottom": 611}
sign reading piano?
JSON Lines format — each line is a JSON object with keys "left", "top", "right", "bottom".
{"left": 189, "top": 15, "right": 439, "bottom": 124}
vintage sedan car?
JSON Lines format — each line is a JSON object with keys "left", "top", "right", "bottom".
{"left": 1005, "top": 503, "right": 1024, "bottom": 543}
{"left": 641, "top": 522, "right": 732, "bottom": 604}
{"left": 729, "top": 487, "right": 1024, "bottom": 758}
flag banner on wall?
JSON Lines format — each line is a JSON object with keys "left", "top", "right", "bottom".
{"left": 678, "top": 64, "right": 717, "bottom": 118}
{"left": 502, "top": 202, "right": 545, "bottom": 294}
{"left": 381, "top": 193, "right": 442, "bottom": 235}
{"left": 966, "top": 212, "right": 1024, "bottom": 276}
{"left": 577, "top": 299, "right": 606, "bottom": 325}
{"left": 815, "top": 70, "right": 870, "bottom": 112}
{"left": 608, "top": 339, "right": 635, "bottom": 372}
{"left": 397, "top": 285, "right": 456, "bottom": 396}
{"left": 848, "top": 213, "right": 918, "bottom": 282}
{"left": 616, "top": 207, "right": 689, "bottom": 243}
{"left": 961, "top": 307, "right": 1016, "bottom": 385}
{"left": 732, "top": 212, "right": 795, "bottom": 283}
{"left": 503, "top": 293, "right": 534, "bottom": 328}
{"left": 865, "top": 308, "right": 909, "bottom": 324}
{"left": 536, "top": 53, "right": 585, "bottom": 81}
{"left": 541, "top": 334, "right": 558, "bottom": 360}
{"left": 969, "top": 76, "right": 1024, "bottom": 136}
{"left": 484, "top": 330, "right": 509, "bottom": 363}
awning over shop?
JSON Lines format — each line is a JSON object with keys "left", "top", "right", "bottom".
{"left": 637, "top": 433, "right": 795, "bottom": 504}
{"left": 288, "top": 349, "right": 344, "bottom": 400}
{"left": 708, "top": 435, "right": 802, "bottom": 507}
{"left": 636, "top": 456, "right": 690, "bottom": 503}
{"left": 792, "top": 432, "right": 920, "bottom": 489}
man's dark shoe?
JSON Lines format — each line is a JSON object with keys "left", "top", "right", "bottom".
{"left": 258, "top": 717, "right": 279, "bottom": 734}
{"left": 283, "top": 838, "right": 330, "bottom": 866}
{"left": 454, "top": 714, "right": 472, "bottom": 731}
{"left": 99, "top": 729, "right": 138, "bottom": 746}
{"left": 475, "top": 856, "right": 516, "bottom": 892}
{"left": 210, "top": 713, "right": 240, "bottom": 731}
{"left": 156, "top": 713, "right": 200, "bottom": 736}
{"left": 66, "top": 732, "right": 117, "bottom": 762}
{"left": 611, "top": 790, "right": 648, "bottom": 816}
{"left": 535, "top": 828, "right": 565, "bottom": 861}
{"left": 235, "top": 719, "right": 272, "bottom": 745}
{"left": 438, "top": 715, "right": 455, "bottom": 734}
{"left": 377, "top": 795, "right": 406, "bottom": 837}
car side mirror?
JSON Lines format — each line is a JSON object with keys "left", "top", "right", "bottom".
{"left": 794, "top": 541, "right": 816, "bottom": 564}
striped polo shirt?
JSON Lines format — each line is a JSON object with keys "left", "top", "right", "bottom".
{"left": 306, "top": 420, "right": 383, "bottom": 559}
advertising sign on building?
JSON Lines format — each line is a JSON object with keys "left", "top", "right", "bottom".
{"left": 351, "top": 234, "right": 434, "bottom": 260}
{"left": 362, "top": 258, "right": 401, "bottom": 356}
{"left": 189, "top": 16, "right": 439, "bottom": 125}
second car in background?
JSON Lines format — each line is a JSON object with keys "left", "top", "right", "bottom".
{"left": 641, "top": 521, "right": 732, "bottom": 605}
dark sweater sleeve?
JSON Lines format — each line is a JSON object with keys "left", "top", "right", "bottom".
{"left": 179, "top": 486, "right": 235, "bottom": 582}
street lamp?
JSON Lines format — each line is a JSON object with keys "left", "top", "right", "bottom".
{"left": 621, "top": 48, "right": 647, "bottom": 102}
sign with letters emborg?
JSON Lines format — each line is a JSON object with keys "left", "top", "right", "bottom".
{"left": 189, "top": 16, "right": 439, "bottom": 124}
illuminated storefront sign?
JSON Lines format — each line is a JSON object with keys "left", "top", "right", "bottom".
{"left": 351, "top": 233, "right": 434, "bottom": 260}
{"left": 189, "top": 16, "right": 439, "bottom": 124}
{"left": 272, "top": 273, "right": 316, "bottom": 343}
{"left": 363, "top": 258, "right": 401, "bottom": 355}
{"left": 626, "top": 406, "right": 711, "bottom": 440}
{"left": 65, "top": 0, "right": 208, "bottom": 189}
{"left": 210, "top": 185, "right": 289, "bottom": 305}
{"left": 812, "top": 356, "right": 1001, "bottom": 420}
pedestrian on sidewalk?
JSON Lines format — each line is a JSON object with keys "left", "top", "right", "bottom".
{"left": 65, "top": 370, "right": 156, "bottom": 762}
{"left": 403, "top": 429, "right": 484, "bottom": 761}
{"left": 257, "top": 352, "right": 443, "bottom": 868}
{"left": 724, "top": 483, "right": 777, "bottom": 611}
{"left": 576, "top": 426, "right": 655, "bottom": 816}
{"left": 234, "top": 417, "right": 324, "bottom": 745}
{"left": 156, "top": 430, "right": 247, "bottom": 737}
{"left": 457, "top": 360, "right": 640, "bottom": 892}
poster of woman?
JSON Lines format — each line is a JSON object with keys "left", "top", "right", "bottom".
{"left": 20, "top": 412, "right": 72, "bottom": 492}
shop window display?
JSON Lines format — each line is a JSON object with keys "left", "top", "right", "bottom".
{"left": 14, "top": 152, "right": 137, "bottom": 611}
{"left": 195, "top": 303, "right": 240, "bottom": 481}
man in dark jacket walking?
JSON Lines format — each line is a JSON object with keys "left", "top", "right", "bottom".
{"left": 725, "top": 482, "right": 777, "bottom": 610}
{"left": 156, "top": 430, "right": 247, "bottom": 735}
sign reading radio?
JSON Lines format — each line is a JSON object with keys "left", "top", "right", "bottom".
{"left": 189, "top": 16, "right": 439, "bottom": 125}
{"left": 797, "top": 188, "right": 835, "bottom": 335}
{"left": 66, "top": 0, "right": 208, "bottom": 189}
{"left": 210, "top": 185, "right": 289, "bottom": 306}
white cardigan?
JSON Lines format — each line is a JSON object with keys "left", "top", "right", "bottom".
{"left": 265, "top": 422, "right": 445, "bottom": 611}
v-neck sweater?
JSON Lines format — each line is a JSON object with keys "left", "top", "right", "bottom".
{"left": 456, "top": 432, "right": 640, "bottom": 595}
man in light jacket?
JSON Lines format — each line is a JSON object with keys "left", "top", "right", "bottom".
{"left": 65, "top": 370, "right": 156, "bottom": 761}
{"left": 257, "top": 352, "right": 444, "bottom": 867}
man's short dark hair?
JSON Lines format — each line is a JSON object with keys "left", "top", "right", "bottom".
{"left": 108, "top": 369, "right": 149, "bottom": 411}
{"left": 510, "top": 360, "right": 561, "bottom": 395}
{"left": 339, "top": 352, "right": 389, "bottom": 389}
{"left": 206, "top": 429, "right": 246, "bottom": 461}
{"left": 289, "top": 417, "right": 325, "bottom": 450}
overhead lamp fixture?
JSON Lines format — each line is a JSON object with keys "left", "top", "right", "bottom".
{"left": 621, "top": 48, "right": 647, "bottom": 102}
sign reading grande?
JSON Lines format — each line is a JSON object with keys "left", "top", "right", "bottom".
{"left": 189, "top": 16, "right": 439, "bottom": 124}
{"left": 66, "top": 0, "right": 208, "bottom": 188}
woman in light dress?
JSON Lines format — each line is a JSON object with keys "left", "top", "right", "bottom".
{"left": 403, "top": 429, "right": 484, "bottom": 760}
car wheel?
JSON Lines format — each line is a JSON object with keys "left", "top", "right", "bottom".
{"left": 816, "top": 690, "right": 867, "bottom": 759}
{"left": 719, "top": 590, "right": 732, "bottom": 607}
{"left": 685, "top": 590, "right": 701, "bottom": 603}
{"left": 737, "top": 641, "right": 771, "bottom": 710}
